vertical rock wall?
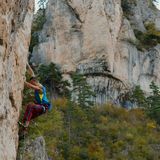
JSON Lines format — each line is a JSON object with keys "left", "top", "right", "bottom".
{"left": 0, "top": 0, "right": 33, "bottom": 159}
{"left": 18, "top": 137, "right": 48, "bottom": 160}
{"left": 32, "top": 0, "right": 122, "bottom": 72}
{"left": 31, "top": 0, "right": 160, "bottom": 104}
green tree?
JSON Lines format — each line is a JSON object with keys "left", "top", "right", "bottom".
{"left": 147, "top": 81, "right": 160, "bottom": 124}
{"left": 71, "top": 73, "right": 95, "bottom": 108}
{"left": 37, "top": 63, "right": 70, "bottom": 99}
{"left": 131, "top": 85, "right": 147, "bottom": 108}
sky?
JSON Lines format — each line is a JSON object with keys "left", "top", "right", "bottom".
{"left": 35, "top": 0, "right": 160, "bottom": 12}
{"left": 34, "top": 0, "right": 48, "bottom": 12}
{"left": 35, "top": 0, "right": 39, "bottom": 13}
{"left": 155, "top": 0, "right": 160, "bottom": 9}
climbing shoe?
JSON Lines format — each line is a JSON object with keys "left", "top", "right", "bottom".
{"left": 18, "top": 121, "right": 28, "bottom": 128}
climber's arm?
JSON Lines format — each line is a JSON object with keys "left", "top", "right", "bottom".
{"left": 24, "top": 81, "right": 42, "bottom": 92}
{"left": 26, "top": 62, "right": 35, "bottom": 77}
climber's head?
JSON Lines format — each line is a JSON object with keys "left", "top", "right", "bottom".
{"left": 30, "top": 76, "right": 38, "bottom": 85}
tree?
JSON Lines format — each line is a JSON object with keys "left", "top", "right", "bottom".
{"left": 71, "top": 73, "right": 95, "bottom": 108}
{"left": 37, "top": 63, "right": 70, "bottom": 99}
{"left": 131, "top": 85, "right": 147, "bottom": 108}
{"left": 146, "top": 81, "right": 160, "bottom": 124}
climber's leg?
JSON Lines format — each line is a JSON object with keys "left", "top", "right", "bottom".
{"left": 22, "top": 104, "right": 44, "bottom": 127}
{"left": 30, "top": 104, "right": 44, "bottom": 119}
{"left": 22, "top": 103, "right": 34, "bottom": 123}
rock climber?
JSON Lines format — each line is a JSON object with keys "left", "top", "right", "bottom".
{"left": 19, "top": 63, "right": 51, "bottom": 129}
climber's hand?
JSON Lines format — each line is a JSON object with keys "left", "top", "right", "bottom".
{"left": 24, "top": 81, "right": 42, "bottom": 92}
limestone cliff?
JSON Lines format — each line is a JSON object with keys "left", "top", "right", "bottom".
{"left": 31, "top": 0, "right": 160, "bottom": 104}
{"left": 0, "top": 0, "right": 33, "bottom": 159}
{"left": 18, "top": 137, "right": 48, "bottom": 160}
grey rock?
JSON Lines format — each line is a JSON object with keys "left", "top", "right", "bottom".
{"left": 0, "top": 0, "right": 34, "bottom": 159}
{"left": 31, "top": 0, "right": 160, "bottom": 104}
{"left": 19, "top": 137, "right": 49, "bottom": 160}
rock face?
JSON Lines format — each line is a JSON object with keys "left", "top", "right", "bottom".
{"left": 0, "top": 0, "right": 33, "bottom": 159}
{"left": 31, "top": 0, "right": 160, "bottom": 104}
{"left": 18, "top": 137, "right": 48, "bottom": 160}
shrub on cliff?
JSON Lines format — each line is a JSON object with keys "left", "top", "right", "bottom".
{"left": 121, "top": 0, "right": 136, "bottom": 17}
{"left": 134, "top": 23, "right": 160, "bottom": 50}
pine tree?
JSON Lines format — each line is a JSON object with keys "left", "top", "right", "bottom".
{"left": 131, "top": 85, "right": 147, "bottom": 108}
{"left": 37, "top": 63, "right": 70, "bottom": 99}
{"left": 71, "top": 73, "right": 95, "bottom": 108}
{"left": 147, "top": 81, "right": 160, "bottom": 124}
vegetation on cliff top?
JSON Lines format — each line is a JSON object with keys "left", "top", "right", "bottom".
{"left": 134, "top": 23, "right": 160, "bottom": 50}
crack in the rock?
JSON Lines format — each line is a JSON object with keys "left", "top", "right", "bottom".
{"left": 83, "top": 71, "right": 129, "bottom": 89}
{"left": 66, "top": 0, "right": 83, "bottom": 23}
{"left": 9, "top": 92, "right": 17, "bottom": 109}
